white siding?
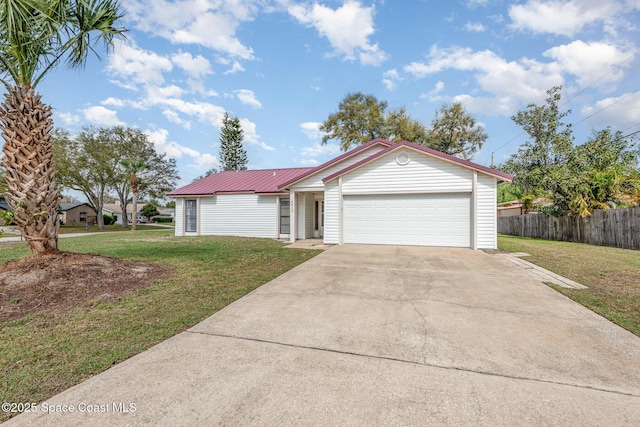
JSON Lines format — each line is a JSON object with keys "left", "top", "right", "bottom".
{"left": 200, "top": 194, "right": 278, "bottom": 238}
{"left": 174, "top": 199, "right": 184, "bottom": 236}
{"left": 477, "top": 174, "right": 498, "bottom": 249}
{"left": 291, "top": 145, "right": 387, "bottom": 190}
{"left": 341, "top": 149, "right": 472, "bottom": 194}
{"left": 323, "top": 181, "right": 340, "bottom": 244}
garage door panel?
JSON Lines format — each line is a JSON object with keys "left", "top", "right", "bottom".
{"left": 343, "top": 193, "right": 470, "bottom": 247}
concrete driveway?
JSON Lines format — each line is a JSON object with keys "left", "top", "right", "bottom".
{"left": 7, "top": 245, "right": 640, "bottom": 426}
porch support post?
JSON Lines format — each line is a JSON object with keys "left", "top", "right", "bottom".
{"left": 338, "top": 177, "right": 343, "bottom": 245}
{"left": 290, "top": 190, "right": 296, "bottom": 243}
{"left": 472, "top": 170, "right": 478, "bottom": 250}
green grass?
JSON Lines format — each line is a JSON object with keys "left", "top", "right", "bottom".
{"left": 498, "top": 235, "right": 640, "bottom": 337}
{"left": 57, "top": 223, "right": 173, "bottom": 234}
{"left": 0, "top": 231, "right": 320, "bottom": 422}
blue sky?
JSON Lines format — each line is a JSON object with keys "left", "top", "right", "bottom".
{"left": 40, "top": 0, "right": 640, "bottom": 189}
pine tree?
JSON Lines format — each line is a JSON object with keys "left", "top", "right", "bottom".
{"left": 219, "top": 113, "right": 248, "bottom": 171}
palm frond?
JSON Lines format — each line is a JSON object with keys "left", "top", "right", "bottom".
{"left": 0, "top": 0, "right": 126, "bottom": 89}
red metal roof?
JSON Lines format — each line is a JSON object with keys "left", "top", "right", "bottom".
{"left": 168, "top": 139, "right": 513, "bottom": 197}
{"left": 322, "top": 140, "right": 514, "bottom": 183}
{"left": 167, "top": 167, "right": 316, "bottom": 196}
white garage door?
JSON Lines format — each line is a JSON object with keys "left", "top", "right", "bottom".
{"left": 343, "top": 193, "right": 470, "bottom": 247}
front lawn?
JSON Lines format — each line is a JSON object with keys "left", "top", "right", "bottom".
{"left": 58, "top": 223, "right": 173, "bottom": 233}
{"left": 498, "top": 235, "right": 640, "bottom": 337}
{"left": 0, "top": 231, "right": 320, "bottom": 422}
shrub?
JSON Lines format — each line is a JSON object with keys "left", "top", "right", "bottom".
{"left": 151, "top": 215, "right": 173, "bottom": 223}
{"left": 0, "top": 209, "right": 16, "bottom": 225}
{"left": 102, "top": 213, "right": 116, "bottom": 225}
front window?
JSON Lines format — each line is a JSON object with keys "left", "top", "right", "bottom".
{"left": 280, "top": 198, "right": 290, "bottom": 234}
{"left": 185, "top": 199, "right": 197, "bottom": 232}
{"left": 79, "top": 212, "right": 87, "bottom": 223}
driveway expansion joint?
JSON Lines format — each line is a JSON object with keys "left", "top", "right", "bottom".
{"left": 186, "top": 330, "right": 640, "bottom": 399}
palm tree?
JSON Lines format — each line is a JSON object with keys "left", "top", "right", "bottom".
{"left": 120, "top": 158, "right": 149, "bottom": 231}
{"left": 0, "top": 1, "right": 125, "bottom": 255}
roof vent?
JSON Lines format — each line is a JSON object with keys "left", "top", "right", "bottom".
{"left": 396, "top": 152, "right": 410, "bottom": 166}
{"left": 273, "top": 172, "right": 276, "bottom": 176}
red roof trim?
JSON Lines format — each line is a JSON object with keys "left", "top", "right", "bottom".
{"left": 322, "top": 141, "right": 514, "bottom": 183}
{"left": 277, "top": 138, "right": 394, "bottom": 189}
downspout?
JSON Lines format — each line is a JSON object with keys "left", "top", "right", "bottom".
{"left": 290, "top": 190, "right": 296, "bottom": 243}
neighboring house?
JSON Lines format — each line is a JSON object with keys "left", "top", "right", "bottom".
{"left": 497, "top": 200, "right": 524, "bottom": 217}
{"left": 0, "top": 197, "right": 10, "bottom": 226}
{"left": 156, "top": 207, "right": 175, "bottom": 218}
{"left": 168, "top": 139, "right": 513, "bottom": 249}
{"left": 58, "top": 202, "right": 97, "bottom": 225}
{"left": 102, "top": 203, "right": 144, "bottom": 225}
{"left": 497, "top": 197, "right": 551, "bottom": 217}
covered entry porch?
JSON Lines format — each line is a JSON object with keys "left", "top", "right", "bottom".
{"left": 286, "top": 191, "right": 324, "bottom": 242}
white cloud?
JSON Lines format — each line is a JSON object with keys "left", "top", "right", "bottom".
{"left": 235, "top": 89, "right": 262, "bottom": 108}
{"left": 126, "top": 0, "right": 256, "bottom": 59}
{"left": 83, "top": 106, "right": 124, "bottom": 126}
{"left": 163, "top": 109, "right": 192, "bottom": 129}
{"left": 58, "top": 112, "right": 80, "bottom": 126}
{"left": 299, "top": 122, "right": 324, "bottom": 140}
{"left": 301, "top": 142, "right": 341, "bottom": 157}
{"left": 171, "top": 52, "right": 212, "bottom": 79}
{"left": 382, "top": 69, "right": 401, "bottom": 91}
{"left": 464, "top": 22, "right": 486, "bottom": 32}
{"left": 288, "top": 0, "right": 387, "bottom": 66}
{"left": 419, "top": 81, "right": 446, "bottom": 102}
{"left": 466, "top": 0, "right": 490, "bottom": 7}
{"left": 580, "top": 91, "right": 640, "bottom": 129}
{"left": 224, "top": 61, "right": 245, "bottom": 74}
{"left": 543, "top": 40, "right": 631, "bottom": 87}
{"left": 299, "top": 158, "right": 320, "bottom": 166}
{"left": 193, "top": 153, "right": 219, "bottom": 169}
{"left": 145, "top": 128, "right": 219, "bottom": 169}
{"left": 508, "top": 0, "right": 625, "bottom": 36}
{"left": 405, "top": 45, "right": 561, "bottom": 101}
{"left": 101, "top": 97, "right": 126, "bottom": 107}
{"left": 299, "top": 139, "right": 341, "bottom": 166}
{"left": 106, "top": 40, "right": 173, "bottom": 89}
{"left": 238, "top": 118, "right": 275, "bottom": 151}
{"left": 146, "top": 85, "right": 186, "bottom": 104}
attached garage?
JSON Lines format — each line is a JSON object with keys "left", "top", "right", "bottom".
{"left": 170, "top": 138, "right": 513, "bottom": 250}
{"left": 343, "top": 193, "right": 470, "bottom": 247}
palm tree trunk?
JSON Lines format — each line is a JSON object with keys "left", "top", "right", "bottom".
{"left": 0, "top": 86, "right": 60, "bottom": 255}
{"left": 131, "top": 175, "right": 139, "bottom": 231}
{"left": 131, "top": 191, "right": 138, "bottom": 231}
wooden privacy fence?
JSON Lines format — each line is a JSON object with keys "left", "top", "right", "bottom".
{"left": 497, "top": 207, "right": 640, "bottom": 250}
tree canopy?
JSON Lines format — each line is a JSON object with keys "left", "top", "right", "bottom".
{"left": 320, "top": 92, "right": 486, "bottom": 158}
{"left": 320, "top": 93, "right": 389, "bottom": 151}
{"left": 54, "top": 126, "right": 179, "bottom": 228}
{"left": 501, "top": 86, "right": 639, "bottom": 217}
{"left": 192, "top": 167, "right": 218, "bottom": 182}
{"left": 425, "top": 102, "right": 487, "bottom": 160}
{"left": 219, "top": 113, "right": 247, "bottom": 171}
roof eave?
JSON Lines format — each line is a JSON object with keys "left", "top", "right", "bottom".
{"left": 278, "top": 138, "right": 394, "bottom": 190}
{"left": 322, "top": 142, "right": 514, "bottom": 183}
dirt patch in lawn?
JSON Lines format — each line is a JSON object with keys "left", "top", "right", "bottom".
{"left": 0, "top": 252, "right": 173, "bottom": 322}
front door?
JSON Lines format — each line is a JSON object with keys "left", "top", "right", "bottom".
{"left": 314, "top": 200, "right": 324, "bottom": 238}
